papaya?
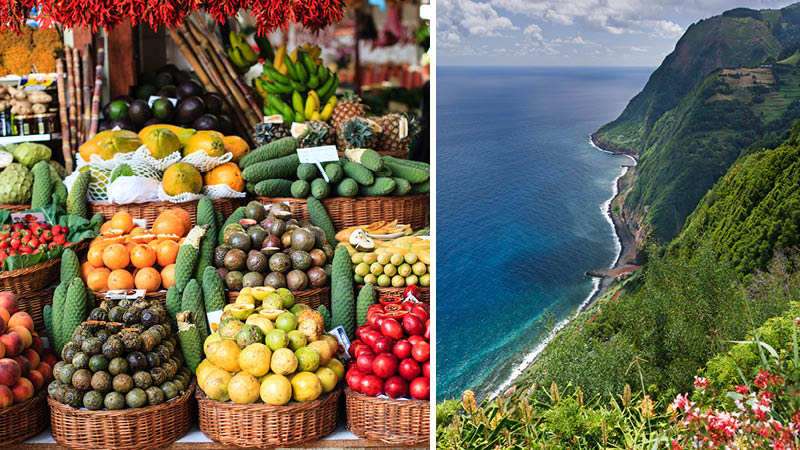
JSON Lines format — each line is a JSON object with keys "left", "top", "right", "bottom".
{"left": 183, "top": 132, "right": 225, "bottom": 157}
{"left": 142, "top": 128, "right": 182, "bottom": 159}
{"left": 138, "top": 124, "right": 196, "bottom": 145}
{"left": 204, "top": 162, "right": 244, "bottom": 192}
{"left": 78, "top": 130, "right": 142, "bottom": 162}
{"left": 162, "top": 162, "right": 203, "bottom": 196}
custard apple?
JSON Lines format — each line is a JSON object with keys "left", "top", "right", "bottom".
{"left": 0, "top": 151, "right": 12, "bottom": 169}
{"left": 0, "top": 163, "right": 33, "bottom": 204}
{"left": 12, "top": 142, "right": 51, "bottom": 168}
{"left": 48, "top": 161, "right": 67, "bottom": 179}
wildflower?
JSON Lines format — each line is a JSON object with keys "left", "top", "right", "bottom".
{"left": 670, "top": 439, "right": 683, "bottom": 450}
{"left": 693, "top": 376, "right": 708, "bottom": 392}
{"left": 640, "top": 394, "right": 655, "bottom": 419}
{"left": 671, "top": 393, "right": 692, "bottom": 411}
{"left": 461, "top": 390, "right": 477, "bottom": 415}
{"left": 735, "top": 384, "right": 749, "bottom": 395}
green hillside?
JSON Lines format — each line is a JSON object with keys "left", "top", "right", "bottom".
{"left": 625, "top": 63, "right": 800, "bottom": 240}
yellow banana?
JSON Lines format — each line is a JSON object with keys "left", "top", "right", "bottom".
{"left": 273, "top": 45, "right": 287, "bottom": 68}
{"left": 276, "top": 63, "right": 288, "bottom": 75}
{"left": 311, "top": 111, "right": 321, "bottom": 120}
{"left": 320, "top": 102, "right": 335, "bottom": 120}
{"left": 327, "top": 95, "right": 338, "bottom": 107}
{"left": 238, "top": 41, "right": 260, "bottom": 64}
{"left": 304, "top": 95, "right": 316, "bottom": 120}
{"left": 229, "top": 30, "right": 242, "bottom": 47}
{"left": 308, "top": 90, "right": 320, "bottom": 111}
{"left": 290, "top": 49, "right": 298, "bottom": 63}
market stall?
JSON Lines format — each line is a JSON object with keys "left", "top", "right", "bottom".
{"left": 0, "top": 0, "right": 430, "bottom": 447}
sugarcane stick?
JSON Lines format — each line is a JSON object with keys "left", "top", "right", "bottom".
{"left": 176, "top": 27, "right": 253, "bottom": 138}
{"left": 168, "top": 30, "right": 219, "bottom": 94}
{"left": 72, "top": 47, "right": 82, "bottom": 141}
{"left": 187, "top": 18, "right": 261, "bottom": 124}
{"left": 88, "top": 48, "right": 104, "bottom": 139}
{"left": 64, "top": 47, "right": 78, "bottom": 150}
{"left": 82, "top": 46, "right": 92, "bottom": 141}
{"left": 56, "top": 58, "right": 72, "bottom": 171}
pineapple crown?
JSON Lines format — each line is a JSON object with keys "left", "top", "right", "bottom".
{"left": 340, "top": 90, "right": 362, "bottom": 104}
{"left": 252, "top": 122, "right": 287, "bottom": 145}
{"left": 406, "top": 113, "right": 422, "bottom": 139}
{"left": 341, "top": 117, "right": 376, "bottom": 148}
{"left": 301, "top": 121, "right": 330, "bottom": 147}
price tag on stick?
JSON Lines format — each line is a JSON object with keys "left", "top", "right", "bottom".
{"left": 296, "top": 145, "right": 339, "bottom": 182}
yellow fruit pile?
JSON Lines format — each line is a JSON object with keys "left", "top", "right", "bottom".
{"left": 81, "top": 210, "right": 192, "bottom": 293}
{"left": 197, "top": 288, "right": 344, "bottom": 405}
{"left": 342, "top": 236, "right": 430, "bottom": 287}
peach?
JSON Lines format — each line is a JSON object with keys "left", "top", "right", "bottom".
{"left": 0, "top": 385, "right": 11, "bottom": 408}
{"left": 0, "top": 333, "right": 23, "bottom": 357}
{"left": 40, "top": 349, "right": 57, "bottom": 368}
{"left": 0, "top": 340, "right": 5, "bottom": 359}
{"left": 22, "top": 349, "right": 39, "bottom": 370}
{"left": 0, "top": 308, "right": 8, "bottom": 327}
{"left": 0, "top": 358, "right": 21, "bottom": 386}
{"left": 9, "top": 327, "right": 31, "bottom": 348}
{"left": 30, "top": 336, "right": 43, "bottom": 354}
{"left": 0, "top": 293, "right": 18, "bottom": 316}
{"left": 37, "top": 362, "right": 52, "bottom": 383}
{"left": 28, "top": 370, "right": 44, "bottom": 392}
{"left": 8, "top": 312, "right": 32, "bottom": 332}
{"left": 0, "top": 316, "right": 5, "bottom": 336}
{"left": 11, "top": 356, "right": 28, "bottom": 377}
{"left": 11, "top": 377, "right": 33, "bottom": 403}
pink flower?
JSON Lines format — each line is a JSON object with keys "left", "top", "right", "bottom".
{"left": 672, "top": 393, "right": 692, "bottom": 411}
{"left": 735, "top": 384, "right": 749, "bottom": 394}
{"left": 693, "top": 376, "right": 708, "bottom": 391}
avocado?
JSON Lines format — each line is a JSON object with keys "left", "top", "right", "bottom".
{"left": 156, "top": 85, "right": 177, "bottom": 98}
{"left": 177, "top": 80, "right": 204, "bottom": 99}
{"left": 152, "top": 98, "right": 175, "bottom": 121}
{"left": 204, "top": 92, "right": 224, "bottom": 115}
{"left": 217, "top": 114, "right": 233, "bottom": 135}
{"left": 135, "top": 84, "right": 157, "bottom": 100}
{"left": 128, "top": 99, "right": 152, "bottom": 126}
{"left": 192, "top": 113, "right": 219, "bottom": 131}
{"left": 174, "top": 70, "right": 191, "bottom": 84}
{"left": 156, "top": 72, "right": 174, "bottom": 89}
{"left": 109, "top": 100, "right": 129, "bottom": 120}
{"left": 175, "top": 96, "right": 205, "bottom": 124}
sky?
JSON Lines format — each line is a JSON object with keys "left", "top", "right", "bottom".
{"left": 438, "top": 0, "right": 798, "bottom": 66}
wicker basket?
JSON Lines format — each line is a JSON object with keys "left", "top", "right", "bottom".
{"left": 0, "top": 204, "right": 32, "bottom": 213}
{"left": 89, "top": 197, "right": 245, "bottom": 224}
{"left": 0, "top": 257, "right": 60, "bottom": 293}
{"left": 19, "top": 286, "right": 56, "bottom": 330}
{"left": 357, "top": 285, "right": 430, "bottom": 303}
{"left": 344, "top": 387, "right": 429, "bottom": 445}
{"left": 255, "top": 194, "right": 430, "bottom": 231}
{"left": 195, "top": 387, "right": 341, "bottom": 448}
{"left": 48, "top": 381, "right": 194, "bottom": 450}
{"left": 0, "top": 390, "right": 49, "bottom": 447}
{"left": 226, "top": 287, "right": 330, "bottom": 309}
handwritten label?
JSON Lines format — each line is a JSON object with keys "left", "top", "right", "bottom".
{"left": 290, "top": 122, "right": 307, "bottom": 138}
{"left": 11, "top": 212, "right": 45, "bottom": 224}
{"left": 132, "top": 218, "right": 147, "bottom": 228}
{"left": 105, "top": 289, "right": 146, "bottom": 300}
{"left": 147, "top": 96, "right": 179, "bottom": 108}
{"left": 329, "top": 326, "right": 352, "bottom": 360}
{"left": 297, "top": 146, "right": 339, "bottom": 183}
{"left": 206, "top": 310, "right": 223, "bottom": 332}
{"left": 264, "top": 115, "right": 283, "bottom": 124}
{"left": 20, "top": 74, "right": 56, "bottom": 90}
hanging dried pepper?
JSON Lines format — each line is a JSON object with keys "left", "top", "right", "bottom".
{"left": 292, "top": 0, "right": 345, "bottom": 32}
{"left": 0, "top": 0, "right": 35, "bottom": 34}
{"left": 119, "top": 0, "right": 196, "bottom": 29}
{"left": 201, "top": 0, "right": 247, "bottom": 24}
{"left": 248, "top": 0, "right": 293, "bottom": 35}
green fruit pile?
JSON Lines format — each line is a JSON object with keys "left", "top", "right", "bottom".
{"left": 47, "top": 297, "right": 192, "bottom": 410}
{"left": 197, "top": 292, "right": 344, "bottom": 405}
{"left": 0, "top": 142, "right": 68, "bottom": 207}
{"left": 351, "top": 250, "right": 430, "bottom": 288}
{"left": 214, "top": 201, "right": 334, "bottom": 292}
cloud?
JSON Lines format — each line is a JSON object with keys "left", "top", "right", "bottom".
{"left": 646, "top": 20, "right": 684, "bottom": 39}
{"left": 438, "top": 0, "right": 518, "bottom": 44}
{"left": 550, "top": 35, "right": 597, "bottom": 46}
{"left": 523, "top": 24, "right": 544, "bottom": 40}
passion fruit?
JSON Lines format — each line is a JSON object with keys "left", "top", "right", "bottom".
{"left": 146, "top": 386, "right": 165, "bottom": 405}
{"left": 104, "top": 391, "right": 125, "bottom": 410}
{"left": 224, "top": 248, "right": 247, "bottom": 271}
{"left": 109, "top": 357, "right": 129, "bottom": 375}
{"left": 307, "top": 266, "right": 328, "bottom": 288}
{"left": 83, "top": 390, "right": 104, "bottom": 410}
{"left": 214, "top": 244, "right": 232, "bottom": 267}
{"left": 239, "top": 218, "right": 258, "bottom": 228}
{"left": 269, "top": 252, "right": 291, "bottom": 273}
{"left": 290, "top": 250, "right": 312, "bottom": 271}
{"left": 290, "top": 228, "right": 315, "bottom": 251}
{"left": 246, "top": 250, "right": 268, "bottom": 273}
{"left": 242, "top": 271, "right": 264, "bottom": 288}
{"left": 309, "top": 248, "right": 326, "bottom": 266}
{"left": 91, "top": 371, "right": 113, "bottom": 393}
{"left": 113, "top": 373, "right": 134, "bottom": 394}
{"left": 225, "top": 271, "right": 244, "bottom": 291}
{"left": 286, "top": 269, "right": 309, "bottom": 291}
{"left": 72, "top": 369, "right": 93, "bottom": 390}
{"left": 245, "top": 201, "right": 267, "bottom": 222}
{"left": 263, "top": 272, "right": 287, "bottom": 289}
{"left": 247, "top": 225, "right": 268, "bottom": 249}
{"left": 223, "top": 223, "right": 245, "bottom": 242}
{"left": 126, "top": 388, "right": 148, "bottom": 408}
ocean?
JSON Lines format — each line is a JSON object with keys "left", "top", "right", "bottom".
{"left": 435, "top": 66, "right": 652, "bottom": 402}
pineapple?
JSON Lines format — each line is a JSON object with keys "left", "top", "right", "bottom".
{"left": 376, "top": 113, "right": 421, "bottom": 155}
{"left": 252, "top": 122, "right": 291, "bottom": 145}
{"left": 331, "top": 90, "right": 368, "bottom": 128}
{"left": 299, "top": 120, "right": 336, "bottom": 147}
{"left": 337, "top": 117, "right": 382, "bottom": 151}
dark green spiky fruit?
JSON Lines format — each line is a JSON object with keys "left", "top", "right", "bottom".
{"left": 60, "top": 248, "right": 80, "bottom": 283}
{"left": 202, "top": 266, "right": 225, "bottom": 313}
{"left": 30, "top": 160, "right": 52, "bottom": 209}
{"left": 356, "top": 284, "right": 376, "bottom": 327}
{"left": 174, "top": 225, "right": 207, "bottom": 291}
{"left": 331, "top": 246, "right": 356, "bottom": 339}
{"left": 180, "top": 280, "right": 209, "bottom": 341}
{"left": 62, "top": 278, "right": 89, "bottom": 353}
{"left": 316, "top": 305, "right": 332, "bottom": 330}
{"left": 67, "top": 171, "right": 90, "bottom": 217}
{"left": 175, "top": 311, "right": 203, "bottom": 372}
{"left": 307, "top": 197, "right": 335, "bottom": 246}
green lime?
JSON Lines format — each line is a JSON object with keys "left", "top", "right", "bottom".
{"left": 109, "top": 100, "right": 130, "bottom": 120}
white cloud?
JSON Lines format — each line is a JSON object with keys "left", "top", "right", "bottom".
{"left": 646, "top": 20, "right": 684, "bottom": 39}
{"left": 438, "top": 0, "right": 517, "bottom": 43}
{"left": 523, "top": 24, "right": 544, "bottom": 40}
{"left": 550, "top": 35, "right": 597, "bottom": 46}
{"left": 629, "top": 46, "right": 648, "bottom": 53}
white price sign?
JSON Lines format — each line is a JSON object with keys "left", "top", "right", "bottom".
{"left": 147, "top": 96, "right": 178, "bottom": 107}
{"left": 296, "top": 146, "right": 339, "bottom": 182}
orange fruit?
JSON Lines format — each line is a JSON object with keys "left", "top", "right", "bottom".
{"left": 87, "top": 246, "right": 105, "bottom": 268}
{"left": 111, "top": 212, "right": 134, "bottom": 233}
{"left": 147, "top": 239, "right": 162, "bottom": 251}
{"left": 162, "top": 162, "right": 203, "bottom": 196}
{"left": 156, "top": 240, "right": 180, "bottom": 266}
{"left": 102, "top": 244, "right": 130, "bottom": 270}
{"left": 161, "top": 264, "right": 176, "bottom": 289}
{"left": 221, "top": 136, "right": 250, "bottom": 163}
{"left": 86, "top": 267, "right": 111, "bottom": 292}
{"left": 197, "top": 130, "right": 225, "bottom": 139}
{"left": 100, "top": 221, "right": 113, "bottom": 234}
{"left": 204, "top": 162, "right": 244, "bottom": 192}
{"left": 130, "top": 244, "right": 157, "bottom": 269}
{"left": 124, "top": 242, "right": 138, "bottom": 254}
{"left": 80, "top": 261, "right": 96, "bottom": 280}
{"left": 107, "top": 269, "right": 135, "bottom": 290}
{"left": 152, "top": 214, "right": 185, "bottom": 239}
{"left": 165, "top": 209, "right": 191, "bottom": 234}
{"left": 135, "top": 267, "right": 161, "bottom": 292}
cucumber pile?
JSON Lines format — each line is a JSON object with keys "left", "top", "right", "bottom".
{"left": 241, "top": 144, "right": 430, "bottom": 199}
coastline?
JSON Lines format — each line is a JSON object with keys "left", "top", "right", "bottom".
{"left": 485, "top": 135, "right": 638, "bottom": 400}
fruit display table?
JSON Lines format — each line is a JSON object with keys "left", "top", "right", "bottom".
{"left": 20, "top": 424, "right": 429, "bottom": 449}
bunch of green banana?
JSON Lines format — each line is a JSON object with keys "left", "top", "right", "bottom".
{"left": 227, "top": 31, "right": 260, "bottom": 72}
{"left": 257, "top": 45, "right": 339, "bottom": 124}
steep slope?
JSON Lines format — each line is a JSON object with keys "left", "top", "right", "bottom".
{"left": 671, "top": 124, "right": 800, "bottom": 274}
{"left": 593, "top": 5, "right": 800, "bottom": 155}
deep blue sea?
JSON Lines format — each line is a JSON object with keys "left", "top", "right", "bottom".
{"left": 435, "top": 66, "right": 652, "bottom": 402}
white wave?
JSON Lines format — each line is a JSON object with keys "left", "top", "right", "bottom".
{"left": 486, "top": 137, "right": 633, "bottom": 401}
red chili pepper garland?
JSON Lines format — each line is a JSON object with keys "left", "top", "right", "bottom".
{"left": 248, "top": 0, "right": 293, "bottom": 34}
{"left": 292, "top": 0, "right": 344, "bottom": 32}
{"left": 0, "top": 0, "right": 35, "bottom": 34}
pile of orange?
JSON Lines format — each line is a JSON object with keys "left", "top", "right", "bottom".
{"left": 81, "top": 209, "right": 192, "bottom": 293}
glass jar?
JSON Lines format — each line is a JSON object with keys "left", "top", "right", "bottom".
{"left": 14, "top": 115, "right": 30, "bottom": 136}
{"left": 0, "top": 112, "right": 10, "bottom": 137}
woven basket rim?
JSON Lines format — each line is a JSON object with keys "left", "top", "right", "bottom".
{"left": 48, "top": 381, "right": 195, "bottom": 417}
{"left": 195, "top": 385, "right": 341, "bottom": 413}
{"left": 255, "top": 193, "right": 430, "bottom": 203}
{"left": 0, "top": 256, "right": 59, "bottom": 280}
{"left": 344, "top": 386, "right": 429, "bottom": 408}
{"left": 89, "top": 197, "right": 240, "bottom": 207}
{"left": 1, "top": 389, "right": 47, "bottom": 416}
